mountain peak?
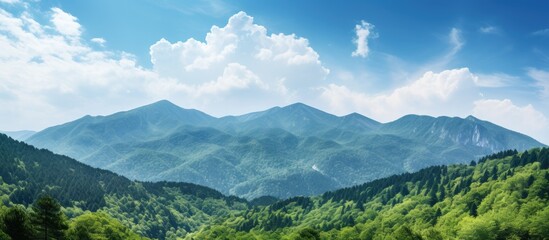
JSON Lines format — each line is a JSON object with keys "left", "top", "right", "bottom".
{"left": 395, "top": 114, "right": 434, "bottom": 122}
{"left": 283, "top": 102, "right": 314, "bottom": 110}
{"left": 466, "top": 115, "right": 479, "bottom": 121}
{"left": 139, "top": 99, "right": 181, "bottom": 111}
{"left": 278, "top": 102, "right": 337, "bottom": 119}
{"left": 152, "top": 99, "right": 176, "bottom": 106}
{"left": 342, "top": 112, "right": 381, "bottom": 124}
{"left": 344, "top": 112, "right": 363, "bottom": 118}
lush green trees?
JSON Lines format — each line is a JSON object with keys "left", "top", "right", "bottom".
{"left": 295, "top": 228, "right": 320, "bottom": 240}
{"left": 30, "top": 195, "right": 68, "bottom": 240}
{"left": 1, "top": 133, "right": 548, "bottom": 239}
{"left": 1, "top": 205, "right": 34, "bottom": 239}
{"left": 189, "top": 148, "right": 549, "bottom": 239}
{"left": 0, "top": 134, "right": 247, "bottom": 239}
{"left": 0, "top": 198, "right": 147, "bottom": 240}
{"left": 66, "top": 212, "right": 145, "bottom": 240}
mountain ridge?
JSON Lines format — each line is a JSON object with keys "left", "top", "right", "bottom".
{"left": 0, "top": 130, "right": 36, "bottom": 141}
{"left": 26, "top": 100, "right": 546, "bottom": 199}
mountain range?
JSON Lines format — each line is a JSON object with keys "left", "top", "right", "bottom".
{"left": 26, "top": 100, "right": 545, "bottom": 199}
{"left": 2, "top": 132, "right": 547, "bottom": 239}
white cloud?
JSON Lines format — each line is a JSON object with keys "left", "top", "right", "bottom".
{"left": 479, "top": 26, "right": 497, "bottom": 34}
{"left": 449, "top": 28, "right": 464, "bottom": 56}
{"left": 149, "top": 11, "right": 329, "bottom": 113}
{"left": 91, "top": 37, "right": 106, "bottom": 46}
{"left": 532, "top": 28, "right": 549, "bottom": 36}
{"left": 51, "top": 7, "right": 81, "bottom": 37}
{"left": 475, "top": 73, "right": 518, "bottom": 87}
{"left": 0, "top": 6, "right": 160, "bottom": 131}
{"left": 0, "top": 0, "right": 20, "bottom": 4}
{"left": 192, "top": 63, "right": 268, "bottom": 96}
{"left": 419, "top": 28, "right": 465, "bottom": 72}
{"left": 320, "top": 68, "right": 478, "bottom": 121}
{"left": 352, "top": 20, "right": 375, "bottom": 58}
{"left": 527, "top": 68, "right": 549, "bottom": 97}
{"left": 473, "top": 99, "right": 549, "bottom": 144}
{"left": 320, "top": 66, "right": 549, "bottom": 143}
{"left": 0, "top": 7, "right": 331, "bottom": 131}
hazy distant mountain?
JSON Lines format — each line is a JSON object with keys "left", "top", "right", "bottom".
{"left": 0, "top": 130, "right": 36, "bottom": 141}
{"left": 26, "top": 100, "right": 545, "bottom": 199}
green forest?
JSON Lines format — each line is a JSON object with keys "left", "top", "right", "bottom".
{"left": 1, "top": 133, "right": 548, "bottom": 239}
{"left": 187, "top": 148, "right": 549, "bottom": 239}
{"left": 0, "top": 134, "right": 247, "bottom": 239}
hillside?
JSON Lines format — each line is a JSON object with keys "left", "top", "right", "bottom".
{"left": 0, "top": 134, "right": 247, "bottom": 239}
{"left": 0, "top": 130, "right": 36, "bottom": 141}
{"left": 188, "top": 148, "right": 549, "bottom": 239}
{"left": 2, "top": 132, "right": 548, "bottom": 239}
{"left": 26, "top": 100, "right": 545, "bottom": 199}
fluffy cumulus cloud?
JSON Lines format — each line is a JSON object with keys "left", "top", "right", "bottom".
{"left": 352, "top": 20, "right": 375, "bottom": 58}
{"left": 473, "top": 99, "right": 549, "bottom": 144}
{"left": 149, "top": 11, "right": 329, "bottom": 113}
{"left": 50, "top": 7, "right": 81, "bottom": 37}
{"left": 320, "top": 66, "right": 549, "bottom": 143}
{"left": 0, "top": 6, "right": 330, "bottom": 130}
{"left": 91, "top": 37, "right": 106, "bottom": 46}
{"left": 0, "top": 6, "right": 159, "bottom": 130}
{"left": 320, "top": 68, "right": 478, "bottom": 121}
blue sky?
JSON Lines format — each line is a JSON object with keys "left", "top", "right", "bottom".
{"left": 0, "top": 0, "right": 548, "bottom": 143}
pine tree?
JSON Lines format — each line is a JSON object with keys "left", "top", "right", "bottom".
{"left": 491, "top": 165, "right": 498, "bottom": 180}
{"left": 1, "top": 206, "right": 35, "bottom": 239}
{"left": 510, "top": 155, "right": 520, "bottom": 167}
{"left": 527, "top": 175, "right": 535, "bottom": 187}
{"left": 428, "top": 188, "right": 438, "bottom": 206}
{"left": 432, "top": 208, "right": 442, "bottom": 225}
{"left": 469, "top": 202, "right": 478, "bottom": 217}
{"left": 30, "top": 195, "right": 68, "bottom": 240}
{"left": 480, "top": 170, "right": 490, "bottom": 183}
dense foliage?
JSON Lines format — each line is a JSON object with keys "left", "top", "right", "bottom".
{"left": 188, "top": 148, "right": 549, "bottom": 239}
{"left": 1, "top": 195, "right": 145, "bottom": 240}
{"left": 27, "top": 100, "right": 545, "bottom": 199}
{"left": 2, "top": 132, "right": 548, "bottom": 239}
{"left": 0, "top": 134, "right": 247, "bottom": 239}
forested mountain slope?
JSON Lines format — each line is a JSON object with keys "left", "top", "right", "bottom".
{"left": 27, "top": 100, "right": 545, "bottom": 199}
{"left": 0, "top": 134, "right": 247, "bottom": 239}
{"left": 188, "top": 148, "right": 549, "bottom": 239}
{"left": 2, "top": 133, "right": 548, "bottom": 239}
